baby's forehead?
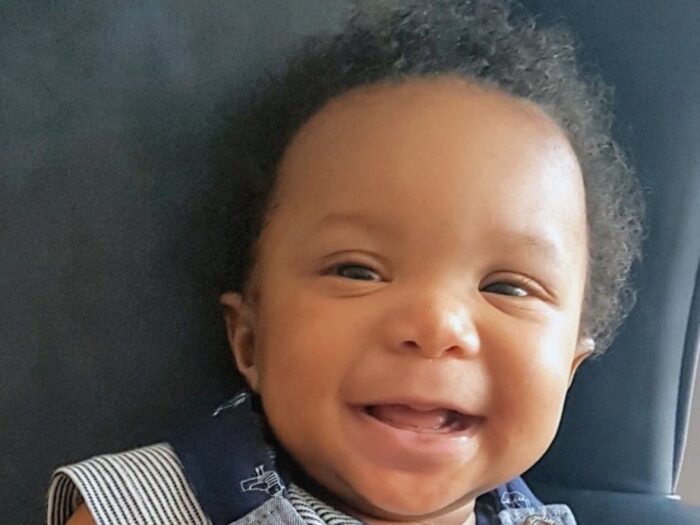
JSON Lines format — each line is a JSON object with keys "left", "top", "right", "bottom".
{"left": 276, "top": 78, "right": 583, "bottom": 221}
{"left": 281, "top": 78, "right": 577, "bottom": 184}
{"left": 268, "top": 106, "right": 584, "bottom": 277}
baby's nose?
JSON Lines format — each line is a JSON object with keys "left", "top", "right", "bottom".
{"left": 384, "top": 290, "right": 480, "bottom": 359}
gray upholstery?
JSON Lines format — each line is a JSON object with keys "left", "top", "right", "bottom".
{"left": 1, "top": 1, "right": 698, "bottom": 523}
{"left": 520, "top": 2, "right": 700, "bottom": 521}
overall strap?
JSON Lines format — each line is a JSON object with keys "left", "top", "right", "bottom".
{"left": 495, "top": 477, "right": 545, "bottom": 510}
{"left": 166, "top": 391, "right": 292, "bottom": 525}
{"left": 476, "top": 477, "right": 577, "bottom": 525}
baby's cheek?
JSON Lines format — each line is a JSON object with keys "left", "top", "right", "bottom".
{"left": 486, "top": 348, "right": 572, "bottom": 461}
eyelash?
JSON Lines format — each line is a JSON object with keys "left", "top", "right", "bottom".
{"left": 326, "top": 262, "right": 539, "bottom": 297}
{"left": 327, "top": 262, "right": 381, "bottom": 282}
{"left": 482, "top": 279, "right": 532, "bottom": 297}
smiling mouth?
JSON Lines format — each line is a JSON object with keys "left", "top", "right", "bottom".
{"left": 363, "top": 404, "right": 475, "bottom": 434}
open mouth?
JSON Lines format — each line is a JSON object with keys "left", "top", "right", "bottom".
{"left": 346, "top": 402, "right": 483, "bottom": 467}
{"left": 363, "top": 404, "right": 475, "bottom": 434}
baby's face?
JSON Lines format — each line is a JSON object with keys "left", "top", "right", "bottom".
{"left": 223, "top": 76, "right": 591, "bottom": 523}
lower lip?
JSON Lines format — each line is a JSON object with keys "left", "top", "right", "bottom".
{"left": 344, "top": 406, "right": 482, "bottom": 471}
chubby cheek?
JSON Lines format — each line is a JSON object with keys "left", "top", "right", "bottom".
{"left": 484, "top": 327, "right": 575, "bottom": 471}
{"left": 254, "top": 284, "right": 360, "bottom": 445}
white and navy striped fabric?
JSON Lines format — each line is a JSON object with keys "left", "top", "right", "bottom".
{"left": 286, "top": 485, "right": 360, "bottom": 525}
{"left": 46, "top": 442, "right": 211, "bottom": 524}
{"left": 46, "top": 442, "right": 361, "bottom": 525}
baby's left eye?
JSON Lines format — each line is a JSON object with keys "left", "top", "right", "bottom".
{"left": 331, "top": 263, "right": 381, "bottom": 281}
{"left": 481, "top": 281, "right": 530, "bottom": 297}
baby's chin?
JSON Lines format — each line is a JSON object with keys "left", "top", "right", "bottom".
{"left": 322, "top": 468, "right": 479, "bottom": 523}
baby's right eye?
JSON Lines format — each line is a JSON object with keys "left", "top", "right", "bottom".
{"left": 330, "top": 263, "right": 381, "bottom": 281}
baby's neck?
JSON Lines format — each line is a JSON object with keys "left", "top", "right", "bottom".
{"left": 335, "top": 499, "right": 476, "bottom": 525}
{"left": 359, "top": 512, "right": 475, "bottom": 525}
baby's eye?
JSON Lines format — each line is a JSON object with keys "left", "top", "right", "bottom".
{"left": 481, "top": 281, "right": 530, "bottom": 297}
{"left": 331, "top": 263, "right": 381, "bottom": 281}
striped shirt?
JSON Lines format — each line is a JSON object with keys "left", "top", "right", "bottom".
{"left": 47, "top": 442, "right": 361, "bottom": 525}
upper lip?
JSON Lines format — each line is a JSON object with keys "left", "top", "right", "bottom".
{"left": 355, "top": 397, "right": 478, "bottom": 417}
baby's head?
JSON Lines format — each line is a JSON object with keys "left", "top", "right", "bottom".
{"left": 218, "top": 0, "right": 644, "bottom": 522}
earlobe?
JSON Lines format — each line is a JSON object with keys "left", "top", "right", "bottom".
{"left": 568, "top": 336, "right": 595, "bottom": 388}
{"left": 220, "top": 292, "right": 260, "bottom": 392}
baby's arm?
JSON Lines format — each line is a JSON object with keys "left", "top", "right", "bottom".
{"left": 64, "top": 504, "right": 96, "bottom": 525}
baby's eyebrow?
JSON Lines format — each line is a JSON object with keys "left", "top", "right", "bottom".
{"left": 312, "top": 212, "right": 569, "bottom": 268}
{"left": 496, "top": 230, "right": 568, "bottom": 270}
{"left": 312, "top": 211, "right": 398, "bottom": 237}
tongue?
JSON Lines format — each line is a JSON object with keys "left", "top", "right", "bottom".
{"left": 369, "top": 404, "right": 452, "bottom": 430}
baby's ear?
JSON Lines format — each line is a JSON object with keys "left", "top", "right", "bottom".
{"left": 220, "top": 292, "right": 260, "bottom": 392}
{"left": 568, "top": 336, "right": 595, "bottom": 388}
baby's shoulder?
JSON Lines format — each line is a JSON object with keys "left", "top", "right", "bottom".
{"left": 47, "top": 442, "right": 210, "bottom": 525}
{"left": 64, "top": 503, "right": 95, "bottom": 525}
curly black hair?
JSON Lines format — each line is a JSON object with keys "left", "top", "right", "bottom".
{"left": 219, "top": 0, "right": 645, "bottom": 355}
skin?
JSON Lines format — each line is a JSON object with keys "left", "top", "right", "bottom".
{"left": 220, "top": 75, "right": 594, "bottom": 525}
{"left": 66, "top": 503, "right": 95, "bottom": 525}
{"left": 67, "top": 76, "right": 593, "bottom": 525}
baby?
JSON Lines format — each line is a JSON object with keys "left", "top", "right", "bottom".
{"left": 48, "top": 0, "right": 644, "bottom": 524}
